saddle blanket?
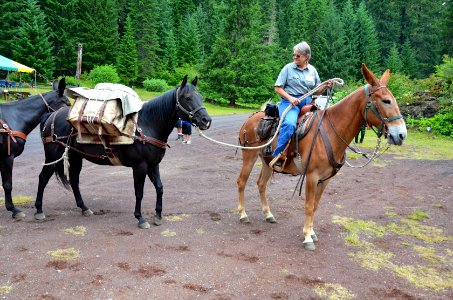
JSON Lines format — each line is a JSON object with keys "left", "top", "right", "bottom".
{"left": 66, "top": 83, "right": 143, "bottom": 144}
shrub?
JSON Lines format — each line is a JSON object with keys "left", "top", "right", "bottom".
{"left": 88, "top": 65, "right": 120, "bottom": 85}
{"left": 387, "top": 73, "right": 418, "bottom": 105}
{"left": 143, "top": 78, "right": 169, "bottom": 92}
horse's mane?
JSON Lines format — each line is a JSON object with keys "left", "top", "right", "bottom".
{"left": 140, "top": 88, "right": 177, "bottom": 123}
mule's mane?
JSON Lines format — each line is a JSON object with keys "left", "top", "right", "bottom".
{"left": 140, "top": 88, "right": 177, "bottom": 123}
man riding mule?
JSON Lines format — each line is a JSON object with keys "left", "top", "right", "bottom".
{"left": 237, "top": 64, "right": 407, "bottom": 251}
{"left": 34, "top": 76, "right": 211, "bottom": 228}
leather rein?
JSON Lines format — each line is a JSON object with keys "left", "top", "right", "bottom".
{"left": 0, "top": 93, "right": 56, "bottom": 155}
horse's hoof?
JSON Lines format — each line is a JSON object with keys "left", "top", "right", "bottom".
{"left": 266, "top": 216, "right": 277, "bottom": 223}
{"left": 304, "top": 242, "right": 316, "bottom": 251}
{"left": 240, "top": 216, "right": 250, "bottom": 223}
{"left": 34, "top": 213, "right": 46, "bottom": 220}
{"left": 82, "top": 209, "right": 93, "bottom": 217}
{"left": 153, "top": 216, "right": 162, "bottom": 226}
{"left": 311, "top": 233, "right": 319, "bottom": 242}
{"left": 138, "top": 221, "right": 151, "bottom": 229}
{"left": 13, "top": 211, "right": 26, "bottom": 220}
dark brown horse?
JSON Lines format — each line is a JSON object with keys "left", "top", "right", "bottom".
{"left": 236, "top": 64, "right": 407, "bottom": 250}
{"left": 34, "top": 76, "right": 212, "bottom": 228}
{"left": 0, "top": 78, "right": 70, "bottom": 219}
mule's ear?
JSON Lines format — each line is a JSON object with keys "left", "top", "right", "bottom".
{"left": 181, "top": 75, "right": 188, "bottom": 88}
{"left": 361, "top": 63, "right": 379, "bottom": 86}
{"left": 192, "top": 76, "right": 198, "bottom": 86}
{"left": 58, "top": 77, "right": 66, "bottom": 97}
{"left": 380, "top": 69, "right": 390, "bottom": 85}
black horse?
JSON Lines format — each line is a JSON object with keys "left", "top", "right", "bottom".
{"left": 35, "top": 76, "right": 212, "bottom": 228}
{"left": 0, "top": 78, "right": 70, "bottom": 219}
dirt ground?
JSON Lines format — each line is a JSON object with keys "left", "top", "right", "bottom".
{"left": 0, "top": 114, "right": 452, "bottom": 299}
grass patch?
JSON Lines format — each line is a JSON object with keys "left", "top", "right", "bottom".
{"left": 392, "top": 265, "right": 453, "bottom": 291}
{"left": 333, "top": 214, "right": 453, "bottom": 291}
{"left": 0, "top": 195, "right": 33, "bottom": 206}
{"left": 160, "top": 229, "right": 176, "bottom": 237}
{"left": 407, "top": 210, "right": 429, "bottom": 221}
{"left": 64, "top": 226, "right": 87, "bottom": 236}
{"left": 357, "top": 129, "right": 453, "bottom": 160}
{"left": 48, "top": 248, "right": 80, "bottom": 260}
{"left": 314, "top": 283, "right": 355, "bottom": 300}
{"left": 349, "top": 247, "right": 395, "bottom": 271}
{"left": 0, "top": 286, "right": 12, "bottom": 296}
{"left": 166, "top": 213, "right": 190, "bottom": 222}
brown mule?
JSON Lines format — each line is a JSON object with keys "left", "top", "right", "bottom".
{"left": 236, "top": 64, "right": 407, "bottom": 250}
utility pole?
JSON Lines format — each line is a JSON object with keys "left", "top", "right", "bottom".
{"left": 76, "top": 43, "right": 83, "bottom": 79}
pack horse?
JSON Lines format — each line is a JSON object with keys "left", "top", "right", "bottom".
{"left": 0, "top": 78, "right": 70, "bottom": 219}
{"left": 35, "top": 76, "right": 212, "bottom": 228}
{"left": 236, "top": 64, "right": 407, "bottom": 250}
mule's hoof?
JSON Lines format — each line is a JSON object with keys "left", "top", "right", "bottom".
{"left": 138, "top": 221, "right": 151, "bottom": 229}
{"left": 304, "top": 242, "right": 316, "bottom": 251}
{"left": 240, "top": 216, "right": 250, "bottom": 223}
{"left": 34, "top": 213, "right": 46, "bottom": 220}
{"left": 266, "top": 216, "right": 277, "bottom": 223}
{"left": 153, "top": 216, "right": 162, "bottom": 226}
{"left": 311, "top": 233, "right": 319, "bottom": 242}
{"left": 82, "top": 209, "right": 94, "bottom": 217}
{"left": 13, "top": 211, "right": 26, "bottom": 220}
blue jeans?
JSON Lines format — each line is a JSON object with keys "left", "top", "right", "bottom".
{"left": 273, "top": 96, "right": 312, "bottom": 156}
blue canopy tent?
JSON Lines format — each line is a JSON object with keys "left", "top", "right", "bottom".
{"left": 0, "top": 54, "right": 36, "bottom": 88}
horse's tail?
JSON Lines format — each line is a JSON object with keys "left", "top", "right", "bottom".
{"left": 53, "top": 161, "right": 72, "bottom": 190}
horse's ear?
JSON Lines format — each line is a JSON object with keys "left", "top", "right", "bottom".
{"left": 58, "top": 77, "right": 66, "bottom": 96}
{"left": 52, "top": 79, "right": 59, "bottom": 91}
{"left": 192, "top": 76, "right": 198, "bottom": 86}
{"left": 361, "top": 63, "right": 379, "bottom": 86}
{"left": 380, "top": 69, "right": 390, "bottom": 85}
{"left": 181, "top": 75, "right": 188, "bottom": 88}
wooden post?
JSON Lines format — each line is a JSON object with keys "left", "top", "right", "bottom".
{"left": 76, "top": 43, "right": 83, "bottom": 79}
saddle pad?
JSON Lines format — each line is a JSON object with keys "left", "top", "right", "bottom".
{"left": 296, "top": 111, "right": 316, "bottom": 140}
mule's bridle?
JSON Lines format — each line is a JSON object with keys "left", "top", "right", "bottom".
{"left": 363, "top": 84, "right": 403, "bottom": 138}
{"left": 175, "top": 87, "right": 207, "bottom": 125}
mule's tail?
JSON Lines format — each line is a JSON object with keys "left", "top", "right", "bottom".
{"left": 53, "top": 159, "right": 72, "bottom": 190}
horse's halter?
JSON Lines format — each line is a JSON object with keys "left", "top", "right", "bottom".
{"left": 363, "top": 84, "right": 403, "bottom": 138}
{"left": 39, "top": 91, "right": 61, "bottom": 113}
{"left": 175, "top": 86, "right": 207, "bottom": 125}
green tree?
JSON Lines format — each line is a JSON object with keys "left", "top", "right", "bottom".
{"left": 385, "top": 43, "right": 403, "bottom": 74}
{"left": 39, "top": 0, "right": 78, "bottom": 76}
{"left": 340, "top": 0, "right": 360, "bottom": 80}
{"left": 11, "top": 0, "right": 55, "bottom": 79}
{"left": 354, "top": 1, "right": 380, "bottom": 76}
{"left": 180, "top": 14, "right": 202, "bottom": 65}
{"left": 117, "top": 15, "right": 138, "bottom": 86}
{"left": 315, "top": 2, "right": 348, "bottom": 81}
{"left": 129, "top": 0, "right": 161, "bottom": 81}
{"left": 74, "top": 0, "right": 119, "bottom": 72}
{"left": 0, "top": 1, "right": 28, "bottom": 58}
{"left": 202, "top": 0, "right": 277, "bottom": 105}
{"left": 400, "top": 40, "right": 417, "bottom": 77}
{"left": 158, "top": 0, "right": 178, "bottom": 74}
{"left": 194, "top": 0, "right": 226, "bottom": 58}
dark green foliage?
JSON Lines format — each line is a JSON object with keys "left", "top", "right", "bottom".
{"left": 315, "top": 2, "right": 349, "bottom": 81}
{"left": 129, "top": 0, "right": 161, "bottom": 81}
{"left": 88, "top": 65, "right": 121, "bottom": 84}
{"left": 201, "top": 0, "right": 278, "bottom": 105}
{"left": 11, "top": 0, "right": 55, "bottom": 79}
{"left": 39, "top": 0, "right": 78, "bottom": 76}
{"left": 0, "top": 0, "right": 28, "bottom": 58}
{"left": 400, "top": 40, "right": 417, "bottom": 78}
{"left": 354, "top": 1, "right": 380, "bottom": 76}
{"left": 117, "top": 15, "right": 138, "bottom": 86}
{"left": 74, "top": 0, "right": 119, "bottom": 71}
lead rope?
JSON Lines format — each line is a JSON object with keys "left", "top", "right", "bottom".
{"left": 195, "top": 78, "right": 344, "bottom": 149}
